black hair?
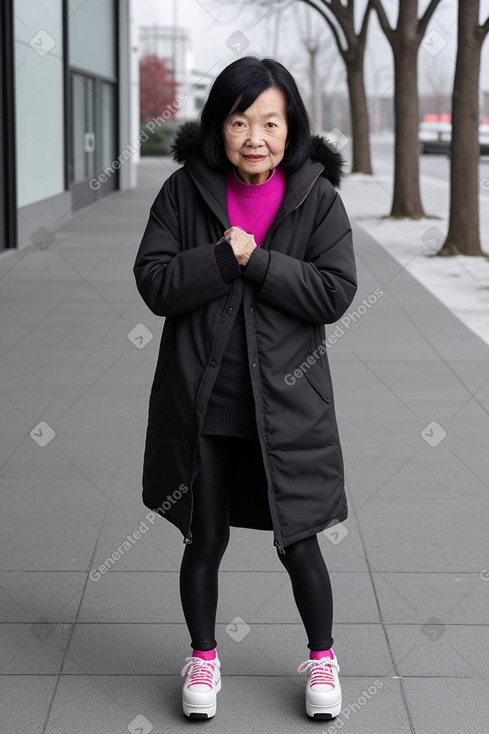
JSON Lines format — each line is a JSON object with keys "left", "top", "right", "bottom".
{"left": 200, "top": 56, "right": 313, "bottom": 173}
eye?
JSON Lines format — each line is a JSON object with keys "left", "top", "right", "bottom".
{"left": 232, "top": 121, "right": 245, "bottom": 127}
{"left": 266, "top": 122, "right": 277, "bottom": 128}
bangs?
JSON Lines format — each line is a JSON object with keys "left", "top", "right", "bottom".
{"left": 227, "top": 78, "right": 276, "bottom": 118}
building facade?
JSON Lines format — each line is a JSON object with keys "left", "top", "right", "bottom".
{"left": 0, "top": 0, "right": 138, "bottom": 252}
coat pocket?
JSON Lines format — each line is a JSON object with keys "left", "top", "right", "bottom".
{"left": 152, "top": 352, "right": 173, "bottom": 393}
{"left": 303, "top": 361, "right": 331, "bottom": 404}
{"left": 151, "top": 321, "right": 177, "bottom": 393}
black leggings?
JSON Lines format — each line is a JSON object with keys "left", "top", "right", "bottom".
{"left": 179, "top": 435, "right": 334, "bottom": 652}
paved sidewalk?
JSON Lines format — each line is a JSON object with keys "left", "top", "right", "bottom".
{"left": 1, "top": 157, "right": 488, "bottom": 734}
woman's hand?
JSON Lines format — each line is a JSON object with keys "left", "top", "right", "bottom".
{"left": 222, "top": 226, "right": 257, "bottom": 266}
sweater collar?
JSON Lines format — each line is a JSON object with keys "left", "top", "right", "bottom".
{"left": 182, "top": 153, "right": 324, "bottom": 233}
{"left": 228, "top": 164, "right": 286, "bottom": 198}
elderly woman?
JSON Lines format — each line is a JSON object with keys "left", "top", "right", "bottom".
{"left": 134, "top": 56, "right": 357, "bottom": 721}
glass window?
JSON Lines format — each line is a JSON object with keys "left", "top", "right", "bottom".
{"left": 71, "top": 73, "right": 96, "bottom": 183}
{"left": 14, "top": 0, "right": 64, "bottom": 208}
{"left": 68, "top": 0, "right": 116, "bottom": 79}
{"left": 100, "top": 82, "right": 117, "bottom": 172}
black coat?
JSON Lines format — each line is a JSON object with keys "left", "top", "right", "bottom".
{"left": 133, "top": 121, "right": 358, "bottom": 554}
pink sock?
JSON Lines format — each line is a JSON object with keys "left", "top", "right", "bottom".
{"left": 309, "top": 648, "right": 334, "bottom": 660}
{"left": 192, "top": 648, "right": 217, "bottom": 660}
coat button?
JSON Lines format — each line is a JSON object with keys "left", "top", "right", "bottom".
{"left": 211, "top": 360, "right": 216, "bottom": 367}
{"left": 252, "top": 362, "right": 256, "bottom": 368}
{"left": 250, "top": 307, "right": 253, "bottom": 312}
{"left": 228, "top": 307, "right": 233, "bottom": 313}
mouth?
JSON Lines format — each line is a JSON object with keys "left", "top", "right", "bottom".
{"left": 242, "top": 154, "right": 267, "bottom": 161}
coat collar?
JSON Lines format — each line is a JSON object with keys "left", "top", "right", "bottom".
{"left": 169, "top": 120, "right": 345, "bottom": 231}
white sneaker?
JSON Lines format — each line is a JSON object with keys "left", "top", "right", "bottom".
{"left": 181, "top": 653, "right": 221, "bottom": 719}
{"left": 297, "top": 651, "right": 342, "bottom": 719}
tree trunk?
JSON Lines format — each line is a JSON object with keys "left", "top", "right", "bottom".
{"left": 294, "top": 0, "right": 374, "bottom": 174}
{"left": 438, "top": 0, "right": 483, "bottom": 256}
{"left": 346, "top": 53, "right": 373, "bottom": 174}
{"left": 391, "top": 39, "right": 425, "bottom": 217}
{"left": 371, "top": 0, "right": 444, "bottom": 217}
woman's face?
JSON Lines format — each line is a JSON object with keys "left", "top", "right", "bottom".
{"left": 222, "top": 86, "right": 288, "bottom": 185}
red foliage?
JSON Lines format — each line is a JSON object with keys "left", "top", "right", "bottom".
{"left": 139, "top": 55, "right": 179, "bottom": 122}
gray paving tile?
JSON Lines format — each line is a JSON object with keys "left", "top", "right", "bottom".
{"left": 374, "top": 572, "right": 489, "bottom": 624}
{"left": 87, "top": 518, "right": 369, "bottom": 574}
{"left": 44, "top": 674, "right": 408, "bottom": 734}
{"left": 0, "top": 622, "right": 71, "bottom": 674}
{"left": 345, "top": 443, "right": 489, "bottom": 503}
{"left": 218, "top": 621, "right": 395, "bottom": 678}
{"left": 0, "top": 522, "right": 100, "bottom": 572}
{"left": 350, "top": 359, "right": 471, "bottom": 417}
{"left": 90, "top": 521, "right": 181, "bottom": 574}
{"left": 313, "top": 525, "right": 368, "bottom": 573}
{"left": 0, "top": 572, "right": 85, "bottom": 623}
{"left": 401, "top": 678, "right": 489, "bottom": 733}
{"left": 90, "top": 522, "right": 281, "bottom": 574}
{"left": 386, "top": 623, "right": 489, "bottom": 678}
{"left": 0, "top": 456, "right": 113, "bottom": 526}
{"left": 354, "top": 498, "right": 489, "bottom": 572}
{"left": 63, "top": 621, "right": 392, "bottom": 678}
{"left": 77, "top": 570, "right": 380, "bottom": 625}
{"left": 0, "top": 675, "right": 56, "bottom": 733}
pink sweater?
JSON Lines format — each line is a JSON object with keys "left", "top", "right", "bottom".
{"left": 226, "top": 163, "right": 287, "bottom": 247}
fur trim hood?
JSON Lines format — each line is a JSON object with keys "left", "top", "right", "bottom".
{"left": 170, "top": 120, "right": 345, "bottom": 188}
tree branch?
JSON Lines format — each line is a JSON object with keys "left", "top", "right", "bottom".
{"left": 370, "top": 0, "right": 395, "bottom": 47}
{"left": 316, "top": 0, "right": 368, "bottom": 51}
{"left": 480, "top": 14, "right": 489, "bottom": 39}
{"left": 359, "top": 0, "right": 374, "bottom": 46}
{"left": 418, "top": 0, "right": 443, "bottom": 40}
{"left": 318, "top": 0, "right": 351, "bottom": 41}
{"left": 298, "top": 0, "right": 348, "bottom": 59}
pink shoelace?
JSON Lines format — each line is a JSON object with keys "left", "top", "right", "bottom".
{"left": 181, "top": 656, "right": 217, "bottom": 689}
{"left": 297, "top": 658, "right": 337, "bottom": 688}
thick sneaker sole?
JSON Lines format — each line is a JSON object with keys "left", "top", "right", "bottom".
{"left": 182, "top": 676, "right": 221, "bottom": 719}
{"left": 306, "top": 696, "right": 342, "bottom": 720}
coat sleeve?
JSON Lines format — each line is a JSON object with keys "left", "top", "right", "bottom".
{"left": 243, "top": 184, "right": 357, "bottom": 325}
{"left": 133, "top": 175, "right": 239, "bottom": 317}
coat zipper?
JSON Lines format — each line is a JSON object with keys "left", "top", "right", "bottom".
{"left": 259, "top": 167, "right": 324, "bottom": 252}
{"left": 183, "top": 286, "right": 236, "bottom": 546}
{"left": 293, "top": 168, "right": 323, "bottom": 210}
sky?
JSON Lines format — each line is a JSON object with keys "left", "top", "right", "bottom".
{"left": 132, "top": 0, "right": 489, "bottom": 107}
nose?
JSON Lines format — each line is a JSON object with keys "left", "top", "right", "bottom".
{"left": 245, "top": 124, "right": 265, "bottom": 148}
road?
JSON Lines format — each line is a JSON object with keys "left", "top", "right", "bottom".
{"left": 367, "top": 135, "right": 489, "bottom": 198}
{"left": 339, "top": 134, "right": 489, "bottom": 198}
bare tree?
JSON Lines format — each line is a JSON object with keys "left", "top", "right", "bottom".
{"left": 371, "top": 0, "right": 442, "bottom": 217}
{"left": 292, "top": 3, "right": 344, "bottom": 134}
{"left": 297, "top": 0, "right": 374, "bottom": 173}
{"left": 437, "top": 1, "right": 489, "bottom": 256}
{"left": 298, "top": 7, "right": 323, "bottom": 133}
{"left": 268, "top": 3, "right": 346, "bottom": 128}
